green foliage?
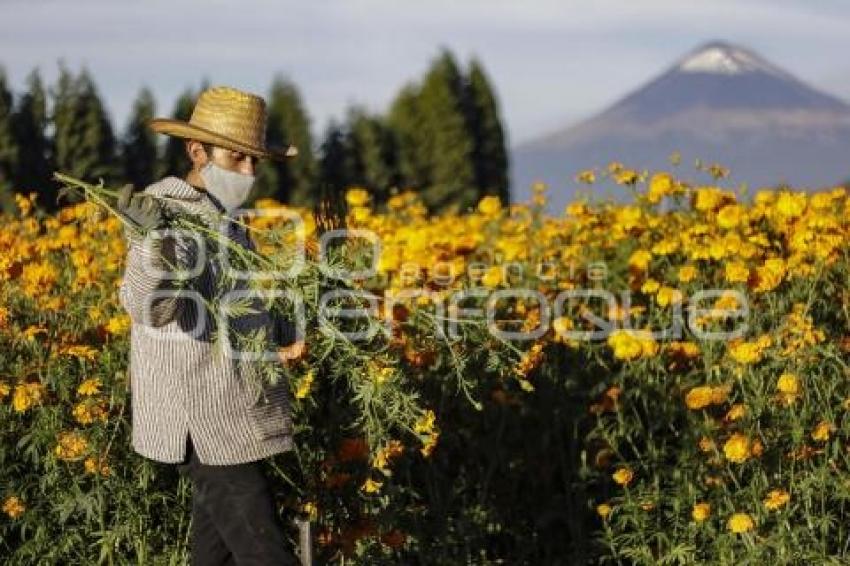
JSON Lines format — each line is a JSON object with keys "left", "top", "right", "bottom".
{"left": 11, "top": 70, "right": 51, "bottom": 201}
{"left": 159, "top": 86, "right": 198, "bottom": 179}
{"left": 51, "top": 66, "right": 119, "bottom": 188}
{"left": 121, "top": 87, "right": 158, "bottom": 190}
{"left": 252, "top": 76, "right": 317, "bottom": 207}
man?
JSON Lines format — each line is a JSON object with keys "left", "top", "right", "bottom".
{"left": 116, "top": 85, "right": 303, "bottom": 565}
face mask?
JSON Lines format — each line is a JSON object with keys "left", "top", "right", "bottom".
{"left": 199, "top": 162, "right": 255, "bottom": 213}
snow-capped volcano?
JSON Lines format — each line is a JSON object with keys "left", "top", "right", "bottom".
{"left": 676, "top": 41, "right": 792, "bottom": 78}
{"left": 512, "top": 40, "right": 850, "bottom": 211}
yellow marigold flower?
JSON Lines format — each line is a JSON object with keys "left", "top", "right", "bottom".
{"left": 647, "top": 172, "right": 675, "bottom": 203}
{"left": 728, "top": 340, "right": 763, "bottom": 365}
{"left": 727, "top": 512, "right": 754, "bottom": 534}
{"left": 724, "top": 261, "right": 750, "bottom": 284}
{"left": 685, "top": 386, "right": 714, "bottom": 410}
{"left": 345, "top": 187, "right": 370, "bottom": 207}
{"left": 606, "top": 330, "right": 644, "bottom": 361}
{"left": 774, "top": 191, "right": 807, "bottom": 219}
{"left": 612, "top": 467, "right": 634, "bottom": 486}
{"left": 60, "top": 345, "right": 98, "bottom": 361}
{"left": 477, "top": 195, "right": 502, "bottom": 216}
{"left": 710, "top": 384, "right": 731, "bottom": 404}
{"left": 656, "top": 286, "right": 683, "bottom": 307}
{"left": 414, "top": 410, "right": 436, "bottom": 435}
{"left": 716, "top": 204, "right": 743, "bottom": 229}
{"left": 763, "top": 489, "right": 790, "bottom": 511}
{"left": 725, "top": 404, "right": 746, "bottom": 421}
{"left": 723, "top": 433, "right": 751, "bottom": 464}
{"left": 776, "top": 373, "right": 800, "bottom": 405}
{"left": 481, "top": 266, "right": 502, "bottom": 288}
{"left": 77, "top": 378, "right": 102, "bottom": 397}
{"left": 295, "top": 369, "right": 315, "bottom": 400}
{"left": 420, "top": 431, "right": 439, "bottom": 457}
{"left": 614, "top": 168, "right": 639, "bottom": 185}
{"left": 54, "top": 431, "right": 89, "bottom": 461}
{"left": 678, "top": 265, "right": 697, "bottom": 283}
{"left": 596, "top": 503, "right": 612, "bottom": 519}
{"left": 0, "top": 306, "right": 9, "bottom": 327}
{"left": 84, "top": 456, "right": 111, "bottom": 477}
{"left": 751, "top": 438, "right": 764, "bottom": 458}
{"left": 692, "top": 502, "right": 711, "bottom": 522}
{"left": 640, "top": 278, "right": 660, "bottom": 294}
{"left": 576, "top": 169, "right": 596, "bottom": 184}
{"left": 0, "top": 380, "right": 10, "bottom": 399}
{"left": 2, "top": 496, "right": 25, "bottom": 519}
{"left": 361, "top": 478, "right": 383, "bottom": 493}
{"left": 12, "top": 382, "right": 46, "bottom": 413}
{"left": 812, "top": 420, "right": 833, "bottom": 442}
{"left": 104, "top": 314, "right": 130, "bottom": 336}
{"left": 628, "top": 250, "right": 653, "bottom": 272}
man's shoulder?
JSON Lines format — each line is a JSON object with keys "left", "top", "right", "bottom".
{"left": 141, "top": 176, "right": 206, "bottom": 202}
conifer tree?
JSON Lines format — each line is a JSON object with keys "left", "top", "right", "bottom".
{"left": 387, "top": 84, "right": 429, "bottom": 191}
{"left": 464, "top": 58, "right": 510, "bottom": 206}
{"left": 160, "top": 87, "right": 196, "bottom": 178}
{"left": 0, "top": 69, "right": 18, "bottom": 212}
{"left": 52, "top": 66, "right": 118, "bottom": 188}
{"left": 317, "top": 120, "right": 352, "bottom": 203}
{"left": 252, "top": 76, "right": 316, "bottom": 206}
{"left": 12, "top": 70, "right": 51, "bottom": 199}
{"left": 344, "top": 106, "right": 399, "bottom": 206}
{"left": 121, "top": 87, "right": 158, "bottom": 189}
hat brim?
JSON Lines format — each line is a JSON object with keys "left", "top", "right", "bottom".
{"left": 148, "top": 118, "right": 298, "bottom": 161}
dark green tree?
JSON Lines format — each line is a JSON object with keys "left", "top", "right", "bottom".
{"left": 160, "top": 87, "right": 197, "bottom": 178}
{"left": 252, "top": 76, "right": 316, "bottom": 206}
{"left": 464, "top": 58, "right": 510, "bottom": 206}
{"left": 52, "top": 66, "right": 118, "bottom": 189}
{"left": 387, "top": 84, "right": 429, "bottom": 190}
{"left": 344, "top": 105, "right": 399, "bottom": 207}
{"left": 121, "top": 87, "right": 158, "bottom": 189}
{"left": 0, "top": 68, "right": 18, "bottom": 212}
{"left": 12, "top": 70, "right": 51, "bottom": 200}
{"left": 316, "top": 119, "right": 353, "bottom": 205}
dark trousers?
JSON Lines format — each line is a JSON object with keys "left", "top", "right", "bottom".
{"left": 176, "top": 434, "right": 300, "bottom": 566}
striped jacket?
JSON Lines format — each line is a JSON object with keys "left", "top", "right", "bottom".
{"left": 119, "top": 176, "right": 295, "bottom": 465}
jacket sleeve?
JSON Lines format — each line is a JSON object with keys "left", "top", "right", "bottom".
{"left": 118, "top": 228, "right": 198, "bottom": 328}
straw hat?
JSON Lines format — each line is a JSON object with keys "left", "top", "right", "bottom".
{"left": 148, "top": 85, "right": 298, "bottom": 160}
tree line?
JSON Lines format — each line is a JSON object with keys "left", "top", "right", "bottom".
{"left": 0, "top": 48, "right": 509, "bottom": 214}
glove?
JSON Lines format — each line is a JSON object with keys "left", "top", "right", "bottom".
{"left": 116, "top": 183, "right": 165, "bottom": 232}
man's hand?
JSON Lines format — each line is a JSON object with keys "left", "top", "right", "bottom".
{"left": 116, "top": 183, "right": 165, "bottom": 232}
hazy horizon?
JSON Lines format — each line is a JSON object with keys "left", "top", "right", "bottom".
{"left": 2, "top": 0, "right": 849, "bottom": 147}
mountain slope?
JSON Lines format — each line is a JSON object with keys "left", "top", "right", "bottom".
{"left": 512, "top": 41, "right": 850, "bottom": 211}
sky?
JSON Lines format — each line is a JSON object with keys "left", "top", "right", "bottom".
{"left": 2, "top": 0, "right": 850, "bottom": 147}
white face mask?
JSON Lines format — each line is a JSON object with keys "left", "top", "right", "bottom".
{"left": 199, "top": 162, "right": 255, "bottom": 213}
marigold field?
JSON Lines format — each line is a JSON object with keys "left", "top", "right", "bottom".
{"left": 3, "top": 163, "right": 850, "bottom": 564}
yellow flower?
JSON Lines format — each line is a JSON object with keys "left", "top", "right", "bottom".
{"left": 576, "top": 169, "right": 596, "bottom": 184}
{"left": 104, "top": 314, "right": 130, "bottom": 336}
{"left": 647, "top": 172, "right": 675, "bottom": 203}
{"left": 723, "top": 433, "right": 751, "bottom": 464}
{"left": 12, "top": 382, "right": 46, "bottom": 413}
{"left": 84, "top": 456, "right": 111, "bottom": 477}
{"left": 640, "top": 278, "right": 660, "bottom": 294}
{"left": 656, "top": 286, "right": 683, "bottom": 307}
{"left": 0, "top": 380, "right": 10, "bottom": 399}
{"left": 345, "top": 187, "right": 370, "bottom": 207}
{"left": 725, "top": 404, "right": 746, "bottom": 422}
{"left": 763, "top": 489, "right": 790, "bottom": 511}
{"left": 2, "top": 496, "right": 25, "bottom": 519}
{"left": 612, "top": 467, "right": 634, "bottom": 486}
{"left": 685, "top": 386, "right": 714, "bottom": 410}
{"left": 295, "top": 370, "right": 315, "bottom": 400}
{"left": 481, "top": 266, "right": 502, "bottom": 288}
{"left": 414, "top": 410, "right": 436, "bottom": 436}
{"left": 678, "top": 265, "right": 697, "bottom": 283}
{"left": 728, "top": 340, "right": 763, "bottom": 365}
{"left": 477, "top": 195, "right": 502, "bottom": 216}
{"left": 727, "top": 512, "right": 754, "bottom": 534}
{"left": 54, "top": 431, "right": 89, "bottom": 461}
{"left": 724, "top": 261, "right": 750, "bottom": 284}
{"left": 596, "top": 503, "right": 612, "bottom": 519}
{"left": 301, "top": 501, "right": 318, "bottom": 522}
{"left": 812, "top": 420, "right": 833, "bottom": 442}
{"left": 716, "top": 204, "right": 743, "bottom": 229}
{"left": 420, "top": 432, "right": 439, "bottom": 457}
{"left": 628, "top": 250, "right": 653, "bottom": 271}
{"left": 692, "top": 502, "right": 711, "bottom": 522}
{"left": 776, "top": 373, "right": 800, "bottom": 405}
{"left": 361, "top": 478, "right": 383, "bottom": 493}
{"left": 77, "top": 378, "right": 102, "bottom": 397}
